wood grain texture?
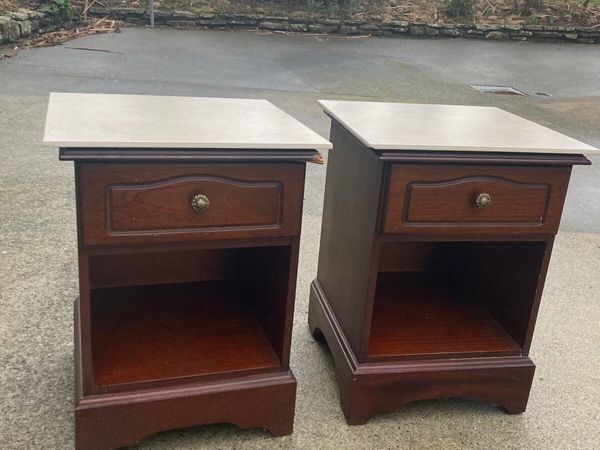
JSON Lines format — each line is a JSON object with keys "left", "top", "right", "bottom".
{"left": 88, "top": 249, "right": 238, "bottom": 289}
{"left": 374, "top": 241, "right": 550, "bottom": 354}
{"left": 309, "top": 280, "right": 535, "bottom": 425}
{"left": 75, "top": 165, "right": 97, "bottom": 397}
{"left": 238, "top": 243, "right": 298, "bottom": 368}
{"left": 84, "top": 236, "right": 295, "bottom": 256}
{"left": 458, "top": 241, "right": 550, "bottom": 352}
{"left": 78, "top": 162, "right": 305, "bottom": 245}
{"left": 378, "top": 241, "right": 442, "bottom": 272}
{"left": 315, "top": 121, "right": 385, "bottom": 361}
{"left": 76, "top": 375, "right": 297, "bottom": 449}
{"left": 406, "top": 177, "right": 549, "bottom": 224}
{"left": 108, "top": 176, "right": 281, "bottom": 232}
{"left": 368, "top": 272, "right": 522, "bottom": 360}
{"left": 91, "top": 281, "right": 281, "bottom": 391}
{"left": 75, "top": 300, "right": 296, "bottom": 449}
{"left": 383, "top": 164, "right": 571, "bottom": 234}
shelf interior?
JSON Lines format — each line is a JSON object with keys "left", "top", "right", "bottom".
{"left": 368, "top": 241, "right": 546, "bottom": 360}
{"left": 91, "top": 280, "right": 281, "bottom": 387}
{"left": 88, "top": 245, "right": 292, "bottom": 389}
{"left": 369, "top": 272, "right": 522, "bottom": 360}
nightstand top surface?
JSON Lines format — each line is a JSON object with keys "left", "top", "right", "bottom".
{"left": 319, "top": 100, "right": 598, "bottom": 154}
{"left": 43, "top": 93, "right": 332, "bottom": 150}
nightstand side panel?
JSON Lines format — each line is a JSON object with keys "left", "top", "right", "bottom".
{"left": 316, "top": 121, "right": 384, "bottom": 360}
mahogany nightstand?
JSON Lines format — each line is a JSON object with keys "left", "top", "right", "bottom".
{"left": 308, "top": 101, "right": 598, "bottom": 424}
{"left": 43, "top": 93, "right": 331, "bottom": 450}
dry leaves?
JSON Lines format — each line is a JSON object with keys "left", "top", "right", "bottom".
{"left": 0, "top": 17, "right": 121, "bottom": 61}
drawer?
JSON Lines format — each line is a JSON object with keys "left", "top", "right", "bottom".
{"left": 78, "top": 163, "right": 305, "bottom": 245}
{"left": 382, "top": 165, "right": 571, "bottom": 235}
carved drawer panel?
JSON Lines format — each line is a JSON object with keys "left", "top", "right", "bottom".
{"left": 79, "top": 163, "right": 305, "bottom": 245}
{"left": 382, "top": 165, "right": 571, "bottom": 234}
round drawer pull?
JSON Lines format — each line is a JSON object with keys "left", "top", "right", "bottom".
{"left": 475, "top": 192, "right": 492, "bottom": 209}
{"left": 191, "top": 194, "right": 210, "bottom": 213}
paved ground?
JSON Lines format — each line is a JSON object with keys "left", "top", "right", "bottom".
{"left": 0, "top": 28, "right": 599, "bottom": 449}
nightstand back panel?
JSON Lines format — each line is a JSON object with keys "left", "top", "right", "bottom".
{"left": 88, "top": 249, "right": 238, "bottom": 289}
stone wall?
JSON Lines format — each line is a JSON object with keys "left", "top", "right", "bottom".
{"left": 0, "top": 8, "right": 78, "bottom": 44}
{"left": 89, "top": 7, "right": 599, "bottom": 44}
{"left": 2, "top": 5, "right": 598, "bottom": 45}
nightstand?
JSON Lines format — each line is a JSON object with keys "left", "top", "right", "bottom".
{"left": 309, "top": 101, "right": 598, "bottom": 424}
{"left": 43, "top": 93, "right": 331, "bottom": 449}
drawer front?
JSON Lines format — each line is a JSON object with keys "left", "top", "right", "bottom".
{"left": 79, "top": 163, "right": 305, "bottom": 245}
{"left": 383, "top": 165, "right": 571, "bottom": 235}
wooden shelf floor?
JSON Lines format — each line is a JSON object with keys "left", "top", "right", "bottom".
{"left": 368, "top": 272, "right": 522, "bottom": 361}
{"left": 91, "top": 281, "right": 281, "bottom": 388}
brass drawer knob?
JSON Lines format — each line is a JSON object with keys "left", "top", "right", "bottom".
{"left": 191, "top": 194, "right": 210, "bottom": 213}
{"left": 475, "top": 192, "right": 492, "bottom": 209}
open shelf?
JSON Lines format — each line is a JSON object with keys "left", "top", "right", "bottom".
{"left": 88, "top": 244, "right": 292, "bottom": 390}
{"left": 368, "top": 272, "right": 522, "bottom": 360}
{"left": 367, "top": 241, "right": 548, "bottom": 361}
{"left": 91, "top": 280, "right": 281, "bottom": 388}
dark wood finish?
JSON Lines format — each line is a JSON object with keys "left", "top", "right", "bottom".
{"left": 383, "top": 165, "right": 571, "bottom": 234}
{"left": 315, "top": 121, "right": 385, "bottom": 360}
{"left": 91, "top": 281, "right": 281, "bottom": 390}
{"left": 88, "top": 249, "right": 238, "bottom": 289}
{"left": 311, "top": 120, "right": 581, "bottom": 424}
{"left": 109, "top": 179, "right": 280, "bottom": 231}
{"left": 75, "top": 300, "right": 296, "bottom": 450}
{"left": 60, "top": 147, "right": 318, "bottom": 162}
{"left": 368, "top": 272, "right": 522, "bottom": 360}
{"left": 374, "top": 241, "right": 549, "bottom": 354}
{"left": 85, "top": 236, "right": 295, "bottom": 256}
{"left": 79, "top": 163, "right": 305, "bottom": 245}
{"left": 458, "top": 241, "right": 551, "bottom": 352}
{"left": 309, "top": 281, "right": 535, "bottom": 424}
{"left": 376, "top": 150, "right": 591, "bottom": 166}
{"left": 65, "top": 149, "right": 309, "bottom": 448}
{"left": 239, "top": 244, "right": 298, "bottom": 367}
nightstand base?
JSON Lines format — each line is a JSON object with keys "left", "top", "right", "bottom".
{"left": 74, "top": 298, "right": 296, "bottom": 450}
{"left": 308, "top": 280, "right": 535, "bottom": 425}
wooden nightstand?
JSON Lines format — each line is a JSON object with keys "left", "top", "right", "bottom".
{"left": 309, "top": 101, "right": 598, "bottom": 424}
{"left": 43, "top": 93, "right": 331, "bottom": 450}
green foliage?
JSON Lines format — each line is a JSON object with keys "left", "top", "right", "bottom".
{"left": 445, "top": 0, "right": 474, "bottom": 20}
{"left": 39, "top": 0, "right": 74, "bottom": 25}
